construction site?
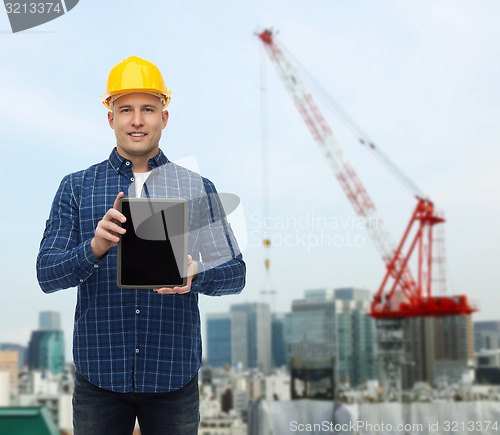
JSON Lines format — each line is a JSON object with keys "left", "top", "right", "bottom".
{"left": 240, "top": 28, "right": 500, "bottom": 434}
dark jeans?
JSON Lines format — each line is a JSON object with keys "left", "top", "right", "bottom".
{"left": 73, "top": 371, "right": 199, "bottom": 435}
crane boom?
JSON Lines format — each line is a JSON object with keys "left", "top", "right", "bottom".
{"left": 258, "top": 30, "right": 396, "bottom": 261}
{"left": 258, "top": 29, "right": 476, "bottom": 318}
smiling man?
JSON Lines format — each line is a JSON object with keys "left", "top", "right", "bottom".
{"left": 36, "top": 56, "right": 246, "bottom": 435}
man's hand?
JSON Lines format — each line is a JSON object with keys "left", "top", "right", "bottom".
{"left": 153, "top": 255, "right": 198, "bottom": 295}
{"left": 91, "top": 192, "right": 126, "bottom": 260}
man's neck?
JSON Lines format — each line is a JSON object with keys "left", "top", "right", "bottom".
{"left": 130, "top": 158, "right": 151, "bottom": 173}
{"left": 116, "top": 147, "right": 158, "bottom": 172}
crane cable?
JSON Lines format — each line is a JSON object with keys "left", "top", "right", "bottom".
{"left": 259, "top": 41, "right": 276, "bottom": 304}
{"left": 277, "top": 37, "right": 425, "bottom": 199}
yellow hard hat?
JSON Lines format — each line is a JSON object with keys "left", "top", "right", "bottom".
{"left": 101, "top": 56, "right": 171, "bottom": 111}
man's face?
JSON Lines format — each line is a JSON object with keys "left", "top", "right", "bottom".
{"left": 108, "top": 93, "right": 169, "bottom": 161}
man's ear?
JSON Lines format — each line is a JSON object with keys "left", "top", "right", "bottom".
{"left": 108, "top": 111, "right": 115, "bottom": 129}
{"left": 162, "top": 110, "right": 169, "bottom": 129}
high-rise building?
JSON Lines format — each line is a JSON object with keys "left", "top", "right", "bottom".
{"left": 0, "top": 344, "right": 28, "bottom": 371}
{"left": 271, "top": 313, "right": 286, "bottom": 369}
{"left": 403, "top": 315, "right": 474, "bottom": 388}
{"left": 206, "top": 313, "right": 232, "bottom": 368}
{"left": 39, "top": 311, "right": 61, "bottom": 331}
{"left": 28, "top": 330, "right": 65, "bottom": 373}
{"left": 287, "top": 297, "right": 337, "bottom": 367}
{"left": 231, "top": 303, "right": 272, "bottom": 375}
{"left": 285, "top": 288, "right": 377, "bottom": 387}
{"left": 0, "top": 350, "right": 19, "bottom": 394}
{"left": 334, "top": 287, "right": 371, "bottom": 302}
{"left": 28, "top": 311, "right": 65, "bottom": 374}
{"left": 474, "top": 321, "right": 500, "bottom": 352}
{"left": 206, "top": 311, "right": 248, "bottom": 369}
{"left": 351, "top": 307, "right": 377, "bottom": 386}
{"left": 206, "top": 304, "right": 272, "bottom": 374}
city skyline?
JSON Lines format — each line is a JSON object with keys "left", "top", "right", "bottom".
{"left": 1, "top": 301, "right": 497, "bottom": 387}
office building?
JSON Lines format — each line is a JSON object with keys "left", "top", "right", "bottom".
{"left": 271, "top": 313, "right": 286, "bottom": 368}
{"left": 475, "top": 349, "right": 500, "bottom": 385}
{"left": 231, "top": 303, "right": 272, "bottom": 375}
{"left": 39, "top": 312, "right": 61, "bottom": 331}
{"left": 206, "top": 313, "right": 232, "bottom": 368}
{"left": 403, "top": 315, "right": 474, "bottom": 388}
{"left": 28, "top": 331, "right": 65, "bottom": 374}
{"left": 0, "top": 351, "right": 19, "bottom": 395}
{"left": 206, "top": 303, "right": 272, "bottom": 374}
{"left": 206, "top": 311, "right": 248, "bottom": 369}
{"left": 28, "top": 311, "right": 65, "bottom": 374}
{"left": 473, "top": 321, "right": 500, "bottom": 385}
{"left": 474, "top": 321, "right": 500, "bottom": 352}
{"left": 286, "top": 288, "right": 377, "bottom": 387}
{"left": 0, "top": 344, "right": 28, "bottom": 371}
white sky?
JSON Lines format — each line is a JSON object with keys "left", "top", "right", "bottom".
{"left": 0, "top": 0, "right": 499, "bottom": 360}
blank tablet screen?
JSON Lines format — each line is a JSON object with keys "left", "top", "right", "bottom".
{"left": 117, "top": 198, "right": 187, "bottom": 288}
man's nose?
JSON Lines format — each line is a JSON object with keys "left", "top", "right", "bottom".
{"left": 131, "top": 111, "right": 144, "bottom": 127}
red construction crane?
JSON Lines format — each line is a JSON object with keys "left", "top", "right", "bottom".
{"left": 257, "top": 28, "right": 476, "bottom": 319}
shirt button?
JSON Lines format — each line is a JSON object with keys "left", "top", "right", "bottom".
{"left": 125, "top": 161, "right": 131, "bottom": 166}
{"left": 79, "top": 279, "right": 83, "bottom": 283}
{"left": 136, "top": 309, "right": 140, "bottom": 315}
{"left": 130, "top": 177, "right": 135, "bottom": 182}
{"left": 94, "top": 264, "right": 99, "bottom": 269}
{"left": 135, "top": 348, "right": 140, "bottom": 354}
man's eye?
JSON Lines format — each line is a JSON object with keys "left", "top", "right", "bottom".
{"left": 120, "top": 109, "right": 131, "bottom": 113}
{"left": 144, "top": 108, "right": 153, "bottom": 112}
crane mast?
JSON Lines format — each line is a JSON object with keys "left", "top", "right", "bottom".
{"left": 257, "top": 29, "right": 475, "bottom": 319}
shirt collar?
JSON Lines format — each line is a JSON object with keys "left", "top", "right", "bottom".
{"left": 108, "top": 147, "right": 170, "bottom": 174}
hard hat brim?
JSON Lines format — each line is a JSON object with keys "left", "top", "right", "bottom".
{"left": 101, "top": 88, "right": 171, "bottom": 111}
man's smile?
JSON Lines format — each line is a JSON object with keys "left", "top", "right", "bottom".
{"left": 129, "top": 131, "right": 147, "bottom": 139}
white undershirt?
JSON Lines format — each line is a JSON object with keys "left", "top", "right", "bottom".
{"left": 133, "top": 171, "right": 151, "bottom": 197}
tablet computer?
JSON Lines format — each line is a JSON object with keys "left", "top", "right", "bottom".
{"left": 117, "top": 198, "right": 188, "bottom": 289}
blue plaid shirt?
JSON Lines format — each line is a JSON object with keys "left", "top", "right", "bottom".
{"left": 37, "top": 148, "right": 245, "bottom": 393}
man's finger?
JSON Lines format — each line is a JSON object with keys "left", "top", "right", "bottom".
{"left": 99, "top": 220, "right": 126, "bottom": 235}
{"left": 105, "top": 208, "right": 126, "bottom": 223}
{"left": 96, "top": 229, "right": 120, "bottom": 243}
{"left": 154, "top": 285, "right": 190, "bottom": 294}
{"left": 171, "top": 285, "right": 191, "bottom": 294}
{"left": 113, "top": 191, "right": 125, "bottom": 210}
{"left": 154, "top": 288, "right": 177, "bottom": 294}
